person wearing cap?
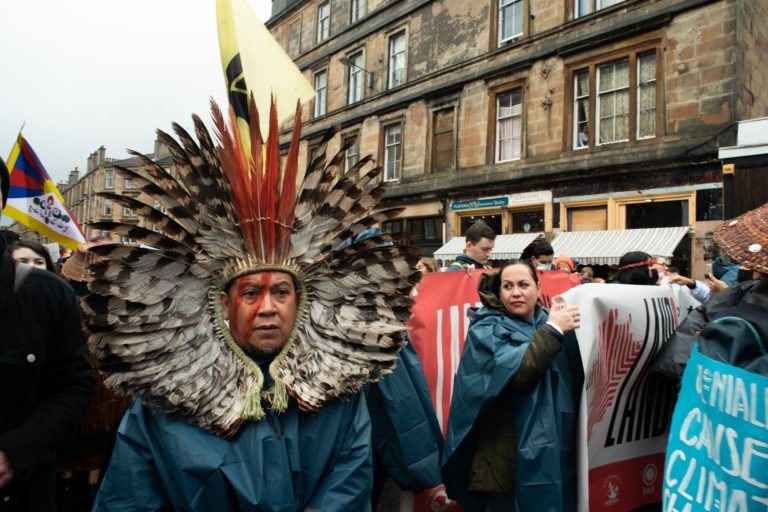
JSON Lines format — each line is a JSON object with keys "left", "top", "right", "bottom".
{"left": 554, "top": 255, "right": 575, "bottom": 273}
{"left": 651, "top": 202, "right": 768, "bottom": 380}
{"left": 0, "top": 157, "right": 94, "bottom": 511}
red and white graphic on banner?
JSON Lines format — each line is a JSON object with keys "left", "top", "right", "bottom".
{"left": 561, "top": 283, "right": 698, "bottom": 512}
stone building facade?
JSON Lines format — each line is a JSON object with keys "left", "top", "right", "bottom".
{"left": 61, "top": 142, "right": 172, "bottom": 244}
{"left": 267, "top": 0, "right": 768, "bottom": 276}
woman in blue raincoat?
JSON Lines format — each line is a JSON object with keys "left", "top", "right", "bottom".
{"left": 442, "top": 260, "right": 584, "bottom": 511}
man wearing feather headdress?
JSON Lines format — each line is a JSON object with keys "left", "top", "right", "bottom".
{"left": 88, "top": 100, "right": 422, "bottom": 511}
{"left": 0, "top": 158, "right": 94, "bottom": 511}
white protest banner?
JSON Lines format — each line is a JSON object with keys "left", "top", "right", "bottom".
{"left": 561, "top": 283, "right": 699, "bottom": 511}
{"left": 664, "top": 345, "right": 768, "bottom": 512}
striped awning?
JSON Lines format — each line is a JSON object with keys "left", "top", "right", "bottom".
{"left": 433, "top": 232, "right": 544, "bottom": 261}
{"left": 550, "top": 227, "right": 691, "bottom": 265}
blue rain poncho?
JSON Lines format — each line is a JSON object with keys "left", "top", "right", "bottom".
{"left": 441, "top": 306, "right": 583, "bottom": 512}
{"left": 94, "top": 393, "right": 372, "bottom": 512}
{"left": 365, "top": 337, "right": 443, "bottom": 492}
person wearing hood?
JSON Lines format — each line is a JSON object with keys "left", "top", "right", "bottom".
{"left": 441, "top": 259, "right": 583, "bottom": 511}
{"left": 0, "top": 157, "right": 94, "bottom": 511}
{"left": 446, "top": 222, "right": 496, "bottom": 272}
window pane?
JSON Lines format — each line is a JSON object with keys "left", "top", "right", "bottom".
{"left": 574, "top": 70, "right": 590, "bottom": 148}
{"left": 626, "top": 201, "right": 687, "bottom": 229}
{"left": 345, "top": 139, "right": 359, "bottom": 173}
{"left": 499, "top": 0, "right": 523, "bottom": 43}
{"left": 350, "top": 0, "right": 366, "bottom": 23}
{"left": 433, "top": 109, "right": 455, "bottom": 172}
{"left": 347, "top": 53, "right": 363, "bottom": 104}
{"left": 512, "top": 210, "right": 544, "bottom": 233}
{"left": 388, "top": 32, "right": 406, "bottom": 88}
{"left": 317, "top": 3, "right": 330, "bottom": 42}
{"left": 598, "top": 0, "right": 624, "bottom": 8}
{"left": 597, "top": 59, "right": 629, "bottom": 144}
{"left": 384, "top": 125, "right": 402, "bottom": 181}
{"left": 314, "top": 71, "right": 327, "bottom": 117}
{"left": 637, "top": 52, "right": 657, "bottom": 139}
{"left": 496, "top": 90, "right": 522, "bottom": 162}
{"left": 576, "top": 0, "right": 592, "bottom": 17}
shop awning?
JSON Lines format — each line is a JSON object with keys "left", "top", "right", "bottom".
{"left": 550, "top": 227, "right": 691, "bottom": 265}
{"left": 433, "top": 232, "right": 544, "bottom": 261}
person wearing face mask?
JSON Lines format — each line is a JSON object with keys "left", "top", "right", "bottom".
{"left": 0, "top": 157, "right": 94, "bottom": 511}
{"left": 651, "top": 202, "right": 768, "bottom": 381}
{"left": 441, "top": 260, "right": 583, "bottom": 511}
{"left": 522, "top": 241, "right": 555, "bottom": 271}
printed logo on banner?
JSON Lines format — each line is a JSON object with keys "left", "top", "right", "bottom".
{"left": 603, "top": 475, "right": 622, "bottom": 506}
{"left": 664, "top": 346, "right": 768, "bottom": 512}
{"left": 642, "top": 463, "right": 658, "bottom": 496}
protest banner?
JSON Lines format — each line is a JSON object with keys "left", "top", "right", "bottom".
{"left": 560, "top": 283, "right": 699, "bottom": 511}
{"left": 664, "top": 345, "right": 768, "bottom": 512}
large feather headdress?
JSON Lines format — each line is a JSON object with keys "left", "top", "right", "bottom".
{"left": 82, "top": 99, "right": 421, "bottom": 436}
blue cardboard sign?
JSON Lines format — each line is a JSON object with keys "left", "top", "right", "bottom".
{"left": 664, "top": 346, "right": 768, "bottom": 511}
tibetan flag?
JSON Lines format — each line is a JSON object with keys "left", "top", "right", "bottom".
{"left": 2, "top": 134, "right": 86, "bottom": 250}
{"left": 216, "top": 0, "right": 314, "bottom": 148}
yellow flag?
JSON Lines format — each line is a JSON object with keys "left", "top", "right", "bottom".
{"left": 217, "top": 0, "right": 315, "bottom": 145}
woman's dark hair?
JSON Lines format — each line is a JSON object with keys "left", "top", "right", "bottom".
{"left": 9, "top": 239, "right": 58, "bottom": 273}
{"left": 496, "top": 259, "right": 539, "bottom": 292}
{"left": 615, "top": 251, "right": 657, "bottom": 285}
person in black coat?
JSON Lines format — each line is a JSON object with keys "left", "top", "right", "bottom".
{"left": 0, "top": 157, "right": 94, "bottom": 511}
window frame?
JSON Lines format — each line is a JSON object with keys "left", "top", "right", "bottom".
{"left": 104, "top": 169, "right": 114, "bottom": 189}
{"left": 344, "top": 134, "right": 360, "bottom": 174}
{"left": 488, "top": 83, "right": 525, "bottom": 164}
{"left": 387, "top": 29, "right": 407, "bottom": 89}
{"left": 498, "top": 0, "right": 525, "bottom": 45}
{"left": 124, "top": 177, "right": 133, "bottom": 189}
{"left": 123, "top": 206, "right": 137, "bottom": 217}
{"left": 566, "top": 41, "right": 662, "bottom": 151}
{"left": 381, "top": 122, "right": 403, "bottom": 182}
{"left": 313, "top": 70, "right": 328, "bottom": 118}
{"left": 559, "top": 191, "right": 695, "bottom": 231}
{"left": 350, "top": 0, "right": 366, "bottom": 23}
{"left": 346, "top": 51, "right": 364, "bottom": 105}
{"left": 103, "top": 198, "right": 113, "bottom": 216}
{"left": 573, "top": 0, "right": 626, "bottom": 19}
{"left": 428, "top": 106, "right": 457, "bottom": 173}
{"left": 316, "top": 2, "right": 331, "bottom": 43}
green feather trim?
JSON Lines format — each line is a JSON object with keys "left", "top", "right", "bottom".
{"left": 241, "top": 385, "right": 265, "bottom": 421}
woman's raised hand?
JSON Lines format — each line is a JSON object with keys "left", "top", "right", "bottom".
{"left": 548, "top": 306, "right": 581, "bottom": 333}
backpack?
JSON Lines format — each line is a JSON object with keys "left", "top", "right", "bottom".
{"left": 698, "top": 310, "right": 768, "bottom": 375}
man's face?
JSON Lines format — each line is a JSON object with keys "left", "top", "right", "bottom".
{"left": 220, "top": 271, "right": 298, "bottom": 357}
{"left": 466, "top": 237, "right": 495, "bottom": 264}
{"left": 534, "top": 254, "right": 553, "bottom": 268}
{"left": 653, "top": 257, "right": 669, "bottom": 277}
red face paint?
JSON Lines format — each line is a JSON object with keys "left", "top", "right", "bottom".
{"left": 225, "top": 272, "right": 298, "bottom": 355}
{"left": 231, "top": 273, "right": 272, "bottom": 343}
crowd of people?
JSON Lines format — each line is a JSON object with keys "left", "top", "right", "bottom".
{"left": 2, "top": 118, "right": 767, "bottom": 512}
